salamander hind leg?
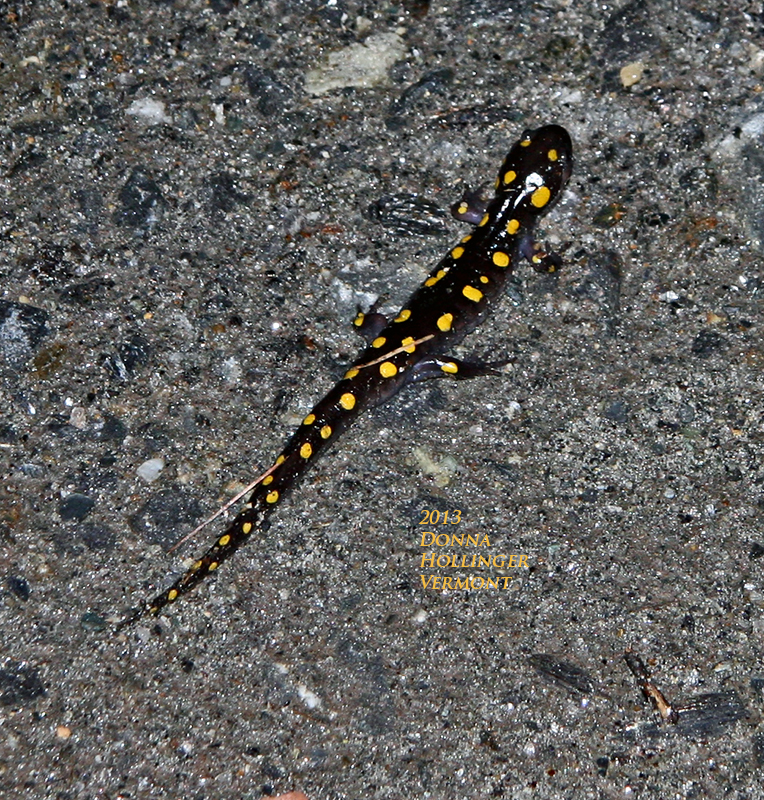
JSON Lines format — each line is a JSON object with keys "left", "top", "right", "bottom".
{"left": 520, "top": 234, "right": 567, "bottom": 274}
{"left": 410, "top": 355, "right": 508, "bottom": 382}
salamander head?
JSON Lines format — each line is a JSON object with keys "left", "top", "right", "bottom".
{"left": 495, "top": 124, "right": 573, "bottom": 214}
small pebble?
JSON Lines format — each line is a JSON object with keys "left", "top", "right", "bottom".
{"left": 126, "top": 98, "right": 171, "bottom": 125}
{"left": 80, "top": 611, "right": 108, "bottom": 631}
{"left": 68, "top": 407, "right": 87, "bottom": 430}
{"left": 296, "top": 685, "right": 321, "bottom": 710}
{"left": 620, "top": 61, "right": 645, "bottom": 87}
{"left": 137, "top": 458, "right": 165, "bottom": 482}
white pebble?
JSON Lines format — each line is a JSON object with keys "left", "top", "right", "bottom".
{"left": 137, "top": 458, "right": 165, "bottom": 482}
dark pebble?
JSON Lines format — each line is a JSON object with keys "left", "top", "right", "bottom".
{"left": 5, "top": 575, "right": 30, "bottom": 601}
{"left": 0, "top": 662, "right": 46, "bottom": 707}
{"left": 749, "top": 541, "right": 764, "bottom": 559}
{"left": 209, "top": 0, "right": 236, "bottom": 13}
{"left": 0, "top": 423, "right": 17, "bottom": 443}
{"left": 113, "top": 167, "right": 165, "bottom": 231}
{"left": 80, "top": 611, "right": 108, "bottom": 631}
{"left": 104, "top": 334, "right": 151, "bottom": 380}
{"left": 604, "top": 400, "right": 629, "bottom": 423}
{"left": 99, "top": 414, "right": 128, "bottom": 443}
{"left": 59, "top": 493, "right": 95, "bottom": 521}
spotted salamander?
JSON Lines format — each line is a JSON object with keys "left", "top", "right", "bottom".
{"left": 118, "top": 124, "right": 573, "bottom": 627}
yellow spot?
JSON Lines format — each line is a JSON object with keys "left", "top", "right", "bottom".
{"left": 275, "top": 455, "right": 286, "bottom": 466}
{"left": 548, "top": 149, "right": 558, "bottom": 161}
{"left": 219, "top": 534, "right": 231, "bottom": 546}
{"left": 303, "top": 413, "right": 316, "bottom": 425}
{"left": 209, "top": 562, "right": 219, "bottom": 571}
{"left": 461, "top": 234, "right": 472, "bottom": 243}
{"left": 372, "top": 336, "right": 386, "bottom": 348}
{"left": 300, "top": 442, "right": 313, "bottom": 459}
{"left": 451, "top": 246, "right": 464, "bottom": 259}
{"left": 242, "top": 523, "right": 252, "bottom": 534}
{"left": 493, "top": 251, "right": 510, "bottom": 268}
{"left": 437, "top": 313, "right": 453, "bottom": 332}
{"left": 462, "top": 285, "right": 483, "bottom": 303}
{"left": 504, "top": 169, "right": 517, "bottom": 184}
{"left": 380, "top": 361, "right": 397, "bottom": 378}
{"left": 402, "top": 336, "right": 416, "bottom": 353}
{"left": 506, "top": 218, "right": 520, "bottom": 235}
{"left": 441, "top": 362, "right": 459, "bottom": 374}
{"left": 353, "top": 312, "right": 365, "bottom": 327}
{"left": 191, "top": 560, "right": 203, "bottom": 572}
{"left": 424, "top": 269, "right": 447, "bottom": 287}
{"left": 263, "top": 475, "right": 274, "bottom": 485}
{"left": 494, "top": 177, "right": 500, "bottom": 189}
{"left": 480, "top": 275, "right": 489, "bottom": 284}
{"left": 531, "top": 185, "right": 551, "bottom": 208}
{"left": 457, "top": 202, "right": 469, "bottom": 215}
{"left": 320, "top": 425, "right": 332, "bottom": 439}
{"left": 167, "top": 589, "right": 178, "bottom": 601}
{"left": 345, "top": 367, "right": 359, "bottom": 379}
{"left": 478, "top": 213, "right": 490, "bottom": 227}
{"left": 340, "top": 392, "right": 356, "bottom": 410}
{"left": 520, "top": 137, "right": 531, "bottom": 147}
{"left": 394, "top": 309, "right": 411, "bottom": 323}
{"left": 266, "top": 491, "right": 279, "bottom": 504}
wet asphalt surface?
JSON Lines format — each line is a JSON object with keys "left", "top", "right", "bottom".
{"left": 1, "top": 1, "right": 763, "bottom": 798}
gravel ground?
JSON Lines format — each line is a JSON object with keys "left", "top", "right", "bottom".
{"left": 1, "top": 1, "right": 763, "bottom": 798}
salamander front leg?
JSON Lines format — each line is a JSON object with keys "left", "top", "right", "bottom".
{"left": 450, "top": 185, "right": 492, "bottom": 225}
{"left": 410, "top": 355, "right": 507, "bottom": 382}
{"left": 352, "top": 299, "right": 389, "bottom": 343}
